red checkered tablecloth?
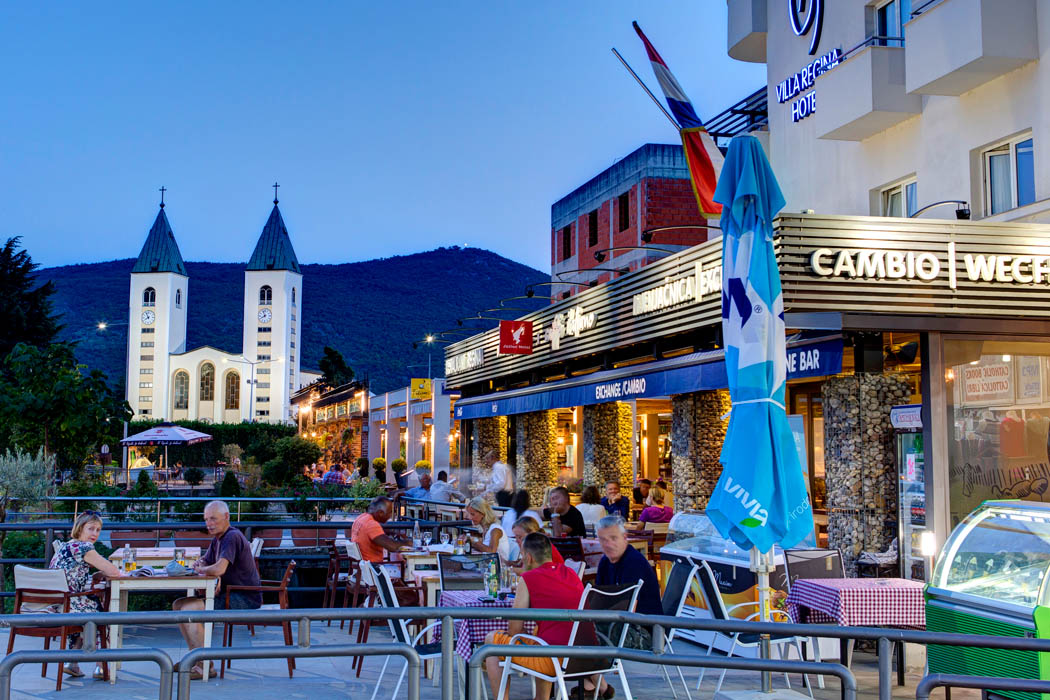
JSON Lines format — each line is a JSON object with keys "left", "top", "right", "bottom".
{"left": 786, "top": 578, "right": 925, "bottom": 629}
{"left": 437, "top": 590, "right": 535, "bottom": 659}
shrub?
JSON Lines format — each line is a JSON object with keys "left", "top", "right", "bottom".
{"left": 347, "top": 479, "right": 387, "bottom": 502}
{"left": 54, "top": 479, "right": 124, "bottom": 515}
{"left": 261, "top": 437, "right": 323, "bottom": 487}
{"left": 414, "top": 460, "right": 431, "bottom": 473}
{"left": 390, "top": 458, "right": 408, "bottom": 474}
{"left": 183, "top": 467, "right": 205, "bottom": 486}
{"left": 371, "top": 457, "right": 386, "bottom": 473}
{"left": 219, "top": 470, "right": 241, "bottom": 497}
{"left": 356, "top": 457, "right": 369, "bottom": 479}
{"left": 132, "top": 469, "right": 159, "bottom": 498}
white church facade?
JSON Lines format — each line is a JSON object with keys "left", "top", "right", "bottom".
{"left": 125, "top": 194, "right": 313, "bottom": 424}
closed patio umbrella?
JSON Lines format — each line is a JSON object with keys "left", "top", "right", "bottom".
{"left": 705, "top": 135, "right": 814, "bottom": 691}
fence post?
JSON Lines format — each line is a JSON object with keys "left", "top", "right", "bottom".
{"left": 877, "top": 636, "right": 891, "bottom": 700}
{"left": 44, "top": 527, "right": 55, "bottom": 566}
{"left": 441, "top": 615, "right": 453, "bottom": 700}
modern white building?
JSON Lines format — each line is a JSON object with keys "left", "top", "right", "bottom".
{"left": 728, "top": 0, "right": 1046, "bottom": 224}
{"left": 125, "top": 195, "right": 304, "bottom": 424}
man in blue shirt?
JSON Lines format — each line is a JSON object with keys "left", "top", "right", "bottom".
{"left": 600, "top": 481, "right": 630, "bottom": 519}
{"left": 403, "top": 473, "right": 432, "bottom": 500}
{"left": 595, "top": 515, "right": 661, "bottom": 616}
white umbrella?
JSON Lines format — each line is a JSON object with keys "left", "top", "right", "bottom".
{"left": 120, "top": 422, "right": 212, "bottom": 486}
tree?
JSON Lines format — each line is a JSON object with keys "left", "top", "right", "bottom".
{"left": 0, "top": 343, "right": 132, "bottom": 473}
{"left": 262, "top": 437, "right": 322, "bottom": 485}
{"left": 0, "top": 448, "right": 55, "bottom": 586}
{"left": 0, "top": 238, "right": 61, "bottom": 358}
{"left": 219, "top": 471, "right": 242, "bottom": 497}
{"left": 318, "top": 346, "right": 354, "bottom": 388}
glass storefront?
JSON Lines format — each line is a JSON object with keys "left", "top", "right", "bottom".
{"left": 944, "top": 338, "right": 1050, "bottom": 528}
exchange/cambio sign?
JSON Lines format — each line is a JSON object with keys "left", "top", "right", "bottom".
{"left": 445, "top": 347, "right": 484, "bottom": 375}
{"left": 809, "top": 245, "right": 1050, "bottom": 289}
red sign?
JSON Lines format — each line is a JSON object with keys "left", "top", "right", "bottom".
{"left": 499, "top": 320, "right": 533, "bottom": 355}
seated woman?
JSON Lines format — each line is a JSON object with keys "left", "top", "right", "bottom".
{"left": 506, "top": 516, "right": 564, "bottom": 571}
{"left": 575, "top": 485, "right": 607, "bottom": 528}
{"left": 466, "top": 496, "right": 504, "bottom": 554}
{"left": 49, "top": 511, "right": 124, "bottom": 678}
{"left": 638, "top": 486, "right": 674, "bottom": 523}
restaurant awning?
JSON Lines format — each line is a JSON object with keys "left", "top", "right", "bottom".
{"left": 453, "top": 335, "right": 842, "bottom": 420}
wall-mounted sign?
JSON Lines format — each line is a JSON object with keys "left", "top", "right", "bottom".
{"left": 445, "top": 348, "right": 484, "bottom": 375}
{"left": 962, "top": 361, "right": 1013, "bottom": 404}
{"left": 788, "top": 0, "right": 824, "bottom": 55}
{"left": 890, "top": 404, "right": 923, "bottom": 430}
{"left": 545, "top": 306, "right": 596, "bottom": 351}
{"left": 775, "top": 48, "right": 841, "bottom": 123}
{"left": 499, "top": 320, "right": 534, "bottom": 355}
{"left": 632, "top": 262, "right": 722, "bottom": 316}
{"left": 410, "top": 378, "right": 432, "bottom": 400}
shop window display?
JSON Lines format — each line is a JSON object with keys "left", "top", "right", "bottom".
{"left": 945, "top": 339, "right": 1050, "bottom": 527}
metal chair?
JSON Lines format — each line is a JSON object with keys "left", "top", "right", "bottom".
{"left": 366, "top": 562, "right": 444, "bottom": 700}
{"left": 436, "top": 552, "right": 499, "bottom": 592}
{"left": 220, "top": 561, "right": 297, "bottom": 678}
{"left": 495, "top": 580, "right": 642, "bottom": 700}
{"left": 693, "top": 560, "right": 813, "bottom": 697}
{"left": 657, "top": 561, "right": 700, "bottom": 700}
{"left": 8, "top": 565, "right": 110, "bottom": 691}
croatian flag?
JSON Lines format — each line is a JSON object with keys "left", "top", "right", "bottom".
{"left": 634, "top": 21, "right": 724, "bottom": 218}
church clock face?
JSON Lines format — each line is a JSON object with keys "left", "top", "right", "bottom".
{"left": 141, "top": 310, "right": 155, "bottom": 325}
{"left": 258, "top": 308, "right": 272, "bottom": 323}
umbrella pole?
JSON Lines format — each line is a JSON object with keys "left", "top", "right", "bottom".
{"left": 751, "top": 548, "right": 775, "bottom": 693}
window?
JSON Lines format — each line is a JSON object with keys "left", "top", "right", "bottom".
{"left": 291, "top": 314, "right": 296, "bottom": 321}
{"left": 587, "top": 210, "right": 599, "bottom": 247}
{"left": 881, "top": 179, "right": 918, "bottom": 217}
{"left": 175, "top": 289, "right": 182, "bottom": 308}
{"left": 618, "top": 192, "right": 630, "bottom": 231}
{"left": 139, "top": 409, "right": 152, "bottom": 415}
{"left": 257, "top": 382, "right": 270, "bottom": 389}
{"left": 139, "top": 395, "right": 152, "bottom": 402}
{"left": 139, "top": 382, "right": 153, "bottom": 389}
{"left": 874, "top": 0, "right": 910, "bottom": 47}
{"left": 290, "top": 341, "right": 295, "bottom": 348}
{"left": 140, "top": 368, "right": 153, "bottom": 375}
{"left": 290, "top": 355, "right": 295, "bottom": 362}
{"left": 140, "top": 354, "right": 154, "bottom": 361}
{"left": 224, "top": 371, "right": 240, "bottom": 410}
{"left": 257, "top": 354, "right": 271, "bottom": 361}
{"left": 257, "top": 396, "right": 270, "bottom": 403}
{"left": 142, "top": 287, "right": 156, "bottom": 306}
{"left": 141, "top": 328, "right": 154, "bottom": 334}
{"left": 258, "top": 326, "right": 271, "bottom": 333}
{"left": 199, "top": 363, "right": 215, "bottom": 402}
{"left": 257, "top": 340, "right": 271, "bottom": 347}
{"left": 560, "top": 225, "right": 572, "bottom": 261}
{"left": 985, "top": 135, "right": 1035, "bottom": 215}
{"left": 141, "top": 341, "right": 154, "bottom": 348}
{"left": 259, "top": 285, "right": 272, "bottom": 305}
{"left": 173, "top": 371, "right": 189, "bottom": 410}
{"left": 292, "top": 287, "right": 296, "bottom": 305}
{"left": 257, "top": 368, "right": 270, "bottom": 375}
{"left": 256, "top": 410, "right": 270, "bottom": 417}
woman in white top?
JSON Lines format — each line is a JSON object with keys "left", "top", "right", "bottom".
{"left": 575, "top": 485, "right": 607, "bottom": 528}
{"left": 499, "top": 489, "right": 542, "bottom": 534}
{"left": 466, "top": 496, "right": 504, "bottom": 554}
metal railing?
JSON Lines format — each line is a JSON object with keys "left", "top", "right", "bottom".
{"left": 3, "top": 606, "right": 1050, "bottom": 700}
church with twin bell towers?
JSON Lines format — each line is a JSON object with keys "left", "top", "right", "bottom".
{"left": 125, "top": 185, "right": 305, "bottom": 424}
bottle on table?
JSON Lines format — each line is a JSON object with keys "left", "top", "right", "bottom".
{"left": 486, "top": 558, "right": 499, "bottom": 598}
{"left": 412, "top": 521, "right": 422, "bottom": 550}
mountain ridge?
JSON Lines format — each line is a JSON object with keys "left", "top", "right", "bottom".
{"left": 38, "top": 246, "right": 549, "bottom": 394}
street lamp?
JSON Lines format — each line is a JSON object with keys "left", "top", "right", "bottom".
{"left": 96, "top": 319, "right": 131, "bottom": 484}
{"left": 222, "top": 356, "right": 271, "bottom": 422}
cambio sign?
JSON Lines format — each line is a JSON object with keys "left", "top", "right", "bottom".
{"left": 779, "top": 0, "right": 839, "bottom": 123}
{"left": 810, "top": 243, "right": 1050, "bottom": 289}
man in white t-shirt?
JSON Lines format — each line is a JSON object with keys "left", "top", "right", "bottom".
{"left": 482, "top": 449, "right": 514, "bottom": 498}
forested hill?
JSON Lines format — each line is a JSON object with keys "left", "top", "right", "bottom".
{"left": 39, "top": 247, "right": 548, "bottom": 393}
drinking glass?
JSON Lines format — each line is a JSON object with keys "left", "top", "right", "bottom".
{"left": 423, "top": 531, "right": 433, "bottom": 548}
{"left": 440, "top": 532, "right": 450, "bottom": 546}
{"left": 174, "top": 548, "right": 186, "bottom": 567}
{"left": 125, "top": 549, "right": 137, "bottom": 572}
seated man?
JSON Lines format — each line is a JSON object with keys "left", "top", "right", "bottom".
{"left": 484, "top": 533, "right": 592, "bottom": 700}
{"left": 173, "top": 500, "right": 261, "bottom": 680}
{"left": 600, "top": 480, "right": 630, "bottom": 519}
{"left": 403, "top": 472, "right": 431, "bottom": 500}
{"left": 428, "top": 470, "right": 464, "bottom": 503}
{"left": 594, "top": 514, "right": 661, "bottom": 656}
{"left": 322, "top": 464, "right": 346, "bottom": 485}
{"left": 542, "top": 486, "right": 586, "bottom": 537}
{"left": 350, "top": 496, "right": 417, "bottom": 605}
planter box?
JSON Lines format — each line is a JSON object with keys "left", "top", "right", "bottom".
{"left": 171, "top": 530, "right": 211, "bottom": 548}
{"left": 291, "top": 528, "right": 338, "bottom": 547}
{"left": 254, "top": 528, "right": 285, "bottom": 549}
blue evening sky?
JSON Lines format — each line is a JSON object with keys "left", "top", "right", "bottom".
{"left": 1, "top": 2, "right": 764, "bottom": 272}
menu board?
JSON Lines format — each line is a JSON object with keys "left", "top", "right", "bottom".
{"left": 957, "top": 356, "right": 1049, "bottom": 407}
{"left": 961, "top": 360, "right": 1013, "bottom": 405}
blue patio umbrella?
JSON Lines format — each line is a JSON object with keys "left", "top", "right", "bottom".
{"left": 707, "top": 134, "right": 814, "bottom": 557}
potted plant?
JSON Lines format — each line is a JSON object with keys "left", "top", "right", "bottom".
{"left": 356, "top": 456, "right": 369, "bottom": 480}
{"left": 390, "top": 458, "right": 408, "bottom": 487}
{"left": 371, "top": 457, "right": 387, "bottom": 484}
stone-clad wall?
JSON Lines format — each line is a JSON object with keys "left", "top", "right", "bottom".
{"left": 516, "top": 410, "right": 559, "bottom": 506}
{"left": 583, "top": 403, "right": 633, "bottom": 487}
{"left": 671, "top": 390, "right": 731, "bottom": 511}
{"left": 823, "top": 374, "right": 911, "bottom": 575}
{"left": 471, "top": 416, "right": 508, "bottom": 490}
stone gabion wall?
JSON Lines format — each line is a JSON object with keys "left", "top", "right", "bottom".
{"left": 823, "top": 373, "right": 911, "bottom": 575}
{"left": 583, "top": 403, "right": 633, "bottom": 487}
{"left": 470, "top": 415, "right": 508, "bottom": 490}
{"left": 517, "top": 410, "right": 558, "bottom": 506}
{"left": 671, "top": 390, "right": 731, "bottom": 511}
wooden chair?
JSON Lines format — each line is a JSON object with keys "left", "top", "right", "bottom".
{"left": 626, "top": 528, "right": 659, "bottom": 571}
{"left": 322, "top": 543, "right": 353, "bottom": 622}
{"left": 8, "top": 565, "right": 110, "bottom": 691}
{"left": 547, "top": 536, "right": 584, "bottom": 563}
{"left": 220, "top": 561, "right": 297, "bottom": 679}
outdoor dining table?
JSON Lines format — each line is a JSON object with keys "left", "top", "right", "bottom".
{"left": 108, "top": 546, "right": 201, "bottom": 568}
{"left": 785, "top": 577, "right": 925, "bottom": 687}
{"left": 104, "top": 573, "right": 219, "bottom": 683}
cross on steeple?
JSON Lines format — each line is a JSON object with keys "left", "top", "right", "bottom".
{"left": 273, "top": 181, "right": 279, "bottom": 205}
{"left": 159, "top": 186, "right": 167, "bottom": 209}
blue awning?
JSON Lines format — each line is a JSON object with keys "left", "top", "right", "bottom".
{"left": 454, "top": 337, "right": 842, "bottom": 420}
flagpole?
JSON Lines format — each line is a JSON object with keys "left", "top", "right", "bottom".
{"left": 611, "top": 48, "right": 680, "bottom": 130}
